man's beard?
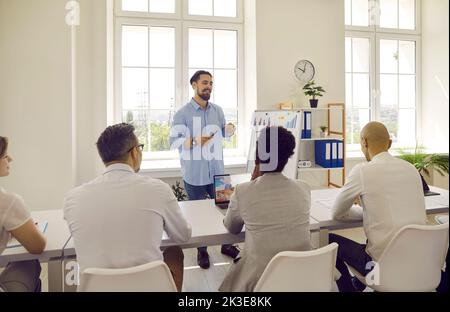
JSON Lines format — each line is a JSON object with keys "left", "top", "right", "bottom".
{"left": 199, "top": 90, "right": 211, "bottom": 101}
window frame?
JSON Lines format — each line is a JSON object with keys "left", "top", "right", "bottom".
{"left": 375, "top": 0, "right": 421, "bottom": 35}
{"left": 182, "top": 0, "right": 244, "bottom": 23}
{"left": 114, "top": 0, "right": 245, "bottom": 161}
{"left": 114, "top": 0, "right": 182, "bottom": 19}
{"left": 345, "top": 31, "right": 377, "bottom": 151}
{"left": 182, "top": 21, "right": 245, "bottom": 157}
{"left": 375, "top": 32, "right": 422, "bottom": 148}
{"left": 345, "top": 0, "right": 421, "bottom": 151}
{"left": 345, "top": 0, "right": 421, "bottom": 34}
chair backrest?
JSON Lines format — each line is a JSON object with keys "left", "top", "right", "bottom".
{"left": 374, "top": 223, "right": 449, "bottom": 292}
{"left": 78, "top": 260, "right": 178, "bottom": 292}
{"left": 254, "top": 243, "right": 338, "bottom": 292}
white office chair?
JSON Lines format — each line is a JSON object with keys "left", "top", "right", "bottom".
{"left": 78, "top": 260, "right": 178, "bottom": 292}
{"left": 349, "top": 223, "right": 449, "bottom": 292}
{"left": 254, "top": 243, "right": 338, "bottom": 292}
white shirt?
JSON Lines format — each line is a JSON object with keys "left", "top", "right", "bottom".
{"left": 0, "top": 188, "right": 31, "bottom": 254}
{"left": 331, "top": 152, "right": 427, "bottom": 260}
{"left": 63, "top": 164, "right": 191, "bottom": 273}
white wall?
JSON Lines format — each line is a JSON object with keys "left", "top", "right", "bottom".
{"left": 74, "top": 0, "right": 109, "bottom": 185}
{"left": 255, "top": 0, "right": 345, "bottom": 110}
{"left": 0, "top": 0, "right": 109, "bottom": 211}
{"left": 421, "top": 0, "right": 449, "bottom": 153}
{"left": 251, "top": 0, "right": 345, "bottom": 187}
{"left": 0, "top": 0, "right": 73, "bottom": 211}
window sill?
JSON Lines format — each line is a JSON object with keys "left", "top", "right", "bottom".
{"left": 345, "top": 148, "right": 449, "bottom": 161}
{"left": 139, "top": 156, "right": 248, "bottom": 179}
{"left": 346, "top": 150, "right": 366, "bottom": 160}
{"left": 345, "top": 150, "right": 409, "bottom": 160}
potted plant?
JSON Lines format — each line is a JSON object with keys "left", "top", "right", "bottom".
{"left": 171, "top": 181, "right": 188, "bottom": 201}
{"left": 303, "top": 80, "right": 325, "bottom": 108}
{"left": 319, "top": 125, "right": 328, "bottom": 138}
{"left": 398, "top": 147, "right": 449, "bottom": 191}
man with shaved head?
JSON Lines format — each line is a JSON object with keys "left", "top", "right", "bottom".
{"left": 330, "top": 121, "right": 427, "bottom": 292}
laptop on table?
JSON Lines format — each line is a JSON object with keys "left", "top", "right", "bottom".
{"left": 421, "top": 174, "right": 440, "bottom": 197}
{"left": 214, "top": 174, "right": 234, "bottom": 209}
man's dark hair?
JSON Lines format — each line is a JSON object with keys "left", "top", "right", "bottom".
{"left": 256, "top": 126, "right": 296, "bottom": 173}
{"left": 0, "top": 136, "right": 8, "bottom": 158}
{"left": 190, "top": 70, "right": 213, "bottom": 85}
{"left": 96, "top": 123, "right": 137, "bottom": 164}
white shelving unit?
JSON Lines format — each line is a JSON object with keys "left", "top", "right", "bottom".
{"left": 247, "top": 104, "right": 346, "bottom": 187}
{"left": 296, "top": 103, "right": 346, "bottom": 188}
{"left": 298, "top": 164, "right": 344, "bottom": 172}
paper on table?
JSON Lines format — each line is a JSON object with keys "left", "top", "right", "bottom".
{"left": 315, "top": 199, "right": 362, "bottom": 211}
{"left": 6, "top": 221, "right": 48, "bottom": 248}
{"left": 315, "top": 199, "right": 335, "bottom": 210}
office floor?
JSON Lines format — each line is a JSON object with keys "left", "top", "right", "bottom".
{"left": 5, "top": 212, "right": 444, "bottom": 292}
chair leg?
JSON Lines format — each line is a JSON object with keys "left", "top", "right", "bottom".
{"left": 163, "top": 246, "right": 184, "bottom": 292}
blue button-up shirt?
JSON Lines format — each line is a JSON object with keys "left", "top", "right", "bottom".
{"left": 170, "top": 99, "right": 228, "bottom": 186}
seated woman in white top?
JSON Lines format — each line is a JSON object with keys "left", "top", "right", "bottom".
{"left": 0, "top": 136, "right": 47, "bottom": 292}
{"left": 219, "top": 126, "right": 312, "bottom": 292}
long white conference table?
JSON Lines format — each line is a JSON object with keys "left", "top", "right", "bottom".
{"left": 59, "top": 200, "right": 320, "bottom": 291}
{"left": 0, "top": 183, "right": 448, "bottom": 292}
{"left": 309, "top": 186, "right": 449, "bottom": 246}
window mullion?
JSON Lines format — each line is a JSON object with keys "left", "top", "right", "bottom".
{"left": 350, "top": 37, "right": 353, "bottom": 145}
{"left": 397, "top": 40, "right": 400, "bottom": 112}
{"left": 374, "top": 34, "right": 379, "bottom": 123}
{"left": 350, "top": 0, "right": 353, "bottom": 26}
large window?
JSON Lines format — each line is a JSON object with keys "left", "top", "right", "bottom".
{"left": 115, "top": 0, "right": 243, "bottom": 160}
{"left": 345, "top": 0, "right": 420, "bottom": 150}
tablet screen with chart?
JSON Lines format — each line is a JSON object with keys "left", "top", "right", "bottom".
{"left": 214, "top": 174, "right": 234, "bottom": 204}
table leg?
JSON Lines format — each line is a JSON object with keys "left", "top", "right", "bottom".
{"left": 47, "top": 258, "right": 63, "bottom": 292}
{"left": 63, "top": 256, "right": 78, "bottom": 292}
{"left": 319, "top": 229, "right": 329, "bottom": 247}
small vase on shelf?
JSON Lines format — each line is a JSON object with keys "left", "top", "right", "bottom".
{"left": 309, "top": 99, "right": 318, "bottom": 108}
{"left": 319, "top": 126, "right": 328, "bottom": 138}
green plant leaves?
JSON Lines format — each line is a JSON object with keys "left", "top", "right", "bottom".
{"left": 302, "top": 80, "right": 326, "bottom": 99}
{"left": 398, "top": 147, "right": 449, "bottom": 177}
{"left": 171, "top": 181, "right": 187, "bottom": 201}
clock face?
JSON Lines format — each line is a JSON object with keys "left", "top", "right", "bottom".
{"left": 294, "top": 60, "right": 315, "bottom": 85}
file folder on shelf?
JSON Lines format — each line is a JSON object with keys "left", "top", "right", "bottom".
{"left": 337, "top": 141, "right": 344, "bottom": 167}
{"left": 331, "top": 141, "right": 338, "bottom": 168}
{"left": 301, "top": 111, "right": 311, "bottom": 139}
{"left": 315, "top": 140, "right": 332, "bottom": 168}
{"left": 315, "top": 140, "right": 343, "bottom": 169}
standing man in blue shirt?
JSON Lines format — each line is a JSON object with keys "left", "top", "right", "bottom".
{"left": 170, "top": 70, "right": 240, "bottom": 269}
